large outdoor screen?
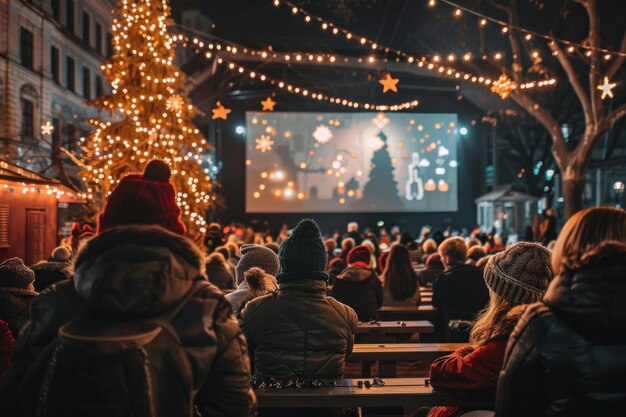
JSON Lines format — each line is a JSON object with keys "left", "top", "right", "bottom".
{"left": 245, "top": 112, "right": 458, "bottom": 213}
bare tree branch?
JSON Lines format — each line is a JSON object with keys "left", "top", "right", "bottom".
{"left": 605, "top": 33, "right": 626, "bottom": 80}
{"left": 602, "top": 103, "right": 626, "bottom": 131}
{"left": 575, "top": 0, "right": 603, "bottom": 124}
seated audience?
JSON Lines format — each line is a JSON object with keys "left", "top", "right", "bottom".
{"left": 497, "top": 207, "right": 626, "bottom": 417}
{"left": 31, "top": 246, "right": 73, "bottom": 292}
{"left": 326, "top": 257, "right": 347, "bottom": 287}
{"left": 263, "top": 241, "right": 280, "bottom": 254}
{"left": 0, "top": 320, "right": 13, "bottom": 379}
{"left": 0, "top": 160, "right": 254, "bottom": 417}
{"left": 332, "top": 245, "right": 383, "bottom": 321}
{"left": 343, "top": 221, "right": 362, "bottom": 245}
{"left": 226, "top": 241, "right": 241, "bottom": 267}
{"left": 379, "top": 251, "right": 391, "bottom": 272}
{"left": 205, "top": 252, "right": 236, "bottom": 290}
{"left": 476, "top": 255, "right": 492, "bottom": 269}
{"left": 466, "top": 245, "right": 487, "bottom": 266}
{"left": 225, "top": 244, "right": 280, "bottom": 315}
{"left": 381, "top": 245, "right": 421, "bottom": 306}
{"left": 203, "top": 222, "right": 224, "bottom": 253}
{"left": 421, "top": 238, "right": 438, "bottom": 263}
{"left": 418, "top": 253, "right": 444, "bottom": 286}
{"left": 239, "top": 219, "right": 358, "bottom": 416}
{"left": 428, "top": 242, "right": 552, "bottom": 417}
{"left": 433, "top": 237, "right": 489, "bottom": 340}
{"left": 324, "top": 238, "right": 337, "bottom": 265}
{"left": 338, "top": 237, "right": 355, "bottom": 261}
{"left": 0, "top": 258, "right": 38, "bottom": 336}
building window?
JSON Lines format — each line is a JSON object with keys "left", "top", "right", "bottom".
{"left": 20, "top": 85, "right": 38, "bottom": 139}
{"left": 95, "top": 75, "right": 103, "bottom": 97}
{"left": 50, "top": 46, "right": 59, "bottom": 83}
{"left": 66, "top": 56, "right": 75, "bottom": 91}
{"left": 106, "top": 33, "right": 113, "bottom": 57}
{"left": 82, "top": 12, "right": 90, "bottom": 45}
{"left": 83, "top": 67, "right": 91, "bottom": 99}
{"left": 51, "top": 0, "right": 61, "bottom": 21}
{"left": 20, "top": 27, "right": 34, "bottom": 70}
{"left": 66, "top": 0, "right": 75, "bottom": 33}
{"left": 65, "top": 122, "right": 76, "bottom": 151}
{"left": 95, "top": 22, "right": 103, "bottom": 54}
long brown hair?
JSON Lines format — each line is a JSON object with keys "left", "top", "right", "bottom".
{"left": 469, "top": 290, "right": 524, "bottom": 347}
{"left": 382, "top": 245, "right": 420, "bottom": 301}
{"left": 552, "top": 207, "right": 626, "bottom": 276}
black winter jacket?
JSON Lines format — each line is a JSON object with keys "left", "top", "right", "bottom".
{"left": 0, "top": 225, "right": 255, "bottom": 417}
{"left": 331, "top": 266, "right": 383, "bottom": 321}
{"left": 496, "top": 241, "right": 626, "bottom": 417}
{"left": 0, "top": 288, "right": 37, "bottom": 337}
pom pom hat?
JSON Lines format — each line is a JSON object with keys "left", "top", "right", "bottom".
{"left": 278, "top": 219, "right": 328, "bottom": 273}
{"left": 97, "top": 160, "right": 186, "bottom": 235}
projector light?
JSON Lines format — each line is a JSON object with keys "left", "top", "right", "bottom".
{"left": 459, "top": 127, "right": 468, "bottom": 135}
{"left": 235, "top": 125, "right": 245, "bottom": 135}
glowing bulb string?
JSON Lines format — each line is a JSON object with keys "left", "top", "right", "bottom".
{"left": 270, "top": 0, "right": 558, "bottom": 90}
{"left": 173, "top": 30, "right": 557, "bottom": 94}
{"left": 431, "top": 0, "right": 626, "bottom": 58}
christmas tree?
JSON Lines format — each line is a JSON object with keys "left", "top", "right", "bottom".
{"left": 78, "top": 0, "right": 213, "bottom": 233}
{"left": 354, "top": 131, "right": 403, "bottom": 210}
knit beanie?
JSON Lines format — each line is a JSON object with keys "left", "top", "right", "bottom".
{"left": 96, "top": 160, "right": 186, "bottom": 235}
{"left": 50, "top": 246, "right": 72, "bottom": 263}
{"left": 278, "top": 219, "right": 327, "bottom": 273}
{"left": 483, "top": 242, "right": 553, "bottom": 305}
{"left": 0, "top": 258, "right": 35, "bottom": 289}
{"left": 347, "top": 245, "right": 371, "bottom": 266}
{"left": 235, "top": 244, "right": 280, "bottom": 286}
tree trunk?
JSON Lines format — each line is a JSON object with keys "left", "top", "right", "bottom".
{"left": 562, "top": 176, "right": 585, "bottom": 219}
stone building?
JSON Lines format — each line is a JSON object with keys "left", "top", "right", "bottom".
{"left": 0, "top": 0, "right": 114, "bottom": 186}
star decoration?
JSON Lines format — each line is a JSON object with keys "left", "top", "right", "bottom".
{"left": 40, "top": 121, "right": 54, "bottom": 136}
{"left": 597, "top": 76, "right": 617, "bottom": 100}
{"left": 211, "top": 101, "right": 231, "bottom": 120}
{"left": 261, "top": 97, "right": 276, "bottom": 111}
{"left": 371, "top": 112, "right": 390, "bottom": 129}
{"left": 255, "top": 135, "right": 274, "bottom": 152}
{"left": 166, "top": 94, "right": 184, "bottom": 112}
{"left": 379, "top": 73, "right": 399, "bottom": 93}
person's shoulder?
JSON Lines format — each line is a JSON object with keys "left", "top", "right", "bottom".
{"left": 510, "top": 302, "right": 554, "bottom": 341}
{"left": 239, "top": 291, "right": 276, "bottom": 318}
{"left": 325, "top": 296, "right": 359, "bottom": 329}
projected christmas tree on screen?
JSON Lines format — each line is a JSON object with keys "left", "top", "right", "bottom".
{"left": 246, "top": 112, "right": 458, "bottom": 213}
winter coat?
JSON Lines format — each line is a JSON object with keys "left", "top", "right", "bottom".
{"left": 0, "top": 225, "right": 255, "bottom": 417}
{"left": 0, "top": 287, "right": 38, "bottom": 337}
{"left": 205, "top": 259, "right": 236, "bottom": 290}
{"left": 0, "top": 320, "right": 14, "bottom": 378}
{"left": 239, "top": 272, "right": 358, "bottom": 380}
{"left": 433, "top": 263, "right": 489, "bottom": 339}
{"left": 226, "top": 281, "right": 250, "bottom": 315}
{"left": 30, "top": 261, "right": 72, "bottom": 292}
{"left": 496, "top": 242, "right": 626, "bottom": 417}
{"left": 331, "top": 265, "right": 383, "bottom": 321}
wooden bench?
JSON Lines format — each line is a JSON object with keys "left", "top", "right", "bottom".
{"left": 255, "top": 377, "right": 492, "bottom": 417}
{"left": 379, "top": 305, "right": 436, "bottom": 321}
{"left": 349, "top": 343, "right": 464, "bottom": 377}
{"left": 356, "top": 321, "right": 434, "bottom": 335}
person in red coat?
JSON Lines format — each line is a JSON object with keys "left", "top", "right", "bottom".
{"left": 427, "top": 242, "right": 553, "bottom": 417}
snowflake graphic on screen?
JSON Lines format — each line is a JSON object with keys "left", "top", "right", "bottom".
{"left": 255, "top": 134, "right": 274, "bottom": 153}
{"left": 313, "top": 125, "right": 333, "bottom": 144}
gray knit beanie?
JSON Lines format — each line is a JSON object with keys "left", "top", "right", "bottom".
{"left": 235, "top": 244, "right": 279, "bottom": 286}
{"left": 279, "top": 219, "right": 327, "bottom": 273}
{"left": 483, "top": 242, "right": 553, "bottom": 305}
{"left": 0, "top": 257, "right": 35, "bottom": 289}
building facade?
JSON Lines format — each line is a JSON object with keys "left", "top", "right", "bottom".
{"left": 0, "top": 0, "right": 114, "bottom": 186}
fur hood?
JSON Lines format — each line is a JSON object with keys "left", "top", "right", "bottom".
{"left": 73, "top": 225, "right": 207, "bottom": 318}
{"left": 336, "top": 265, "right": 377, "bottom": 283}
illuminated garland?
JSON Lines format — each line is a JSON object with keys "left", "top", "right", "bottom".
{"left": 271, "top": 0, "right": 557, "bottom": 91}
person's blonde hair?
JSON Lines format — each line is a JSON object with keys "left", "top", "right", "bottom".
{"left": 552, "top": 207, "right": 626, "bottom": 276}
{"left": 422, "top": 238, "right": 437, "bottom": 254}
{"left": 438, "top": 237, "right": 467, "bottom": 263}
{"left": 469, "top": 290, "right": 524, "bottom": 347}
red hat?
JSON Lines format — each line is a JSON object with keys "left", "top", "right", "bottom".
{"left": 347, "top": 245, "right": 371, "bottom": 267}
{"left": 96, "top": 160, "right": 186, "bottom": 235}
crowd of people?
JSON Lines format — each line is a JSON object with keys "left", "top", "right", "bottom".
{"left": 0, "top": 159, "right": 624, "bottom": 417}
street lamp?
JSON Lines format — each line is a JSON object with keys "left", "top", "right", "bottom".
{"left": 614, "top": 181, "right": 624, "bottom": 208}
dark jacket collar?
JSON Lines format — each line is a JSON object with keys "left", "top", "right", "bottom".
{"left": 336, "top": 266, "right": 377, "bottom": 282}
{"left": 543, "top": 241, "right": 626, "bottom": 341}
{"left": 277, "top": 270, "right": 328, "bottom": 284}
{"left": 276, "top": 275, "right": 329, "bottom": 297}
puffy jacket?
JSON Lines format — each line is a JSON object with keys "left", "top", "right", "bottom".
{"left": 331, "top": 265, "right": 383, "bottom": 321}
{"left": 0, "top": 225, "right": 255, "bottom": 417}
{"left": 496, "top": 242, "right": 626, "bottom": 417}
{"left": 0, "top": 320, "right": 14, "bottom": 378}
{"left": 240, "top": 271, "right": 358, "bottom": 380}
{"left": 0, "top": 287, "right": 38, "bottom": 337}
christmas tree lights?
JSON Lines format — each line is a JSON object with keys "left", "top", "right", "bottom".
{"left": 79, "top": 0, "right": 214, "bottom": 233}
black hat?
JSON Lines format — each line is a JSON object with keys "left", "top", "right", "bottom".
{"left": 279, "top": 219, "right": 327, "bottom": 273}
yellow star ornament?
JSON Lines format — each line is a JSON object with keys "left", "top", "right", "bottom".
{"left": 212, "top": 101, "right": 231, "bottom": 120}
{"left": 41, "top": 121, "right": 54, "bottom": 136}
{"left": 379, "top": 73, "right": 399, "bottom": 93}
{"left": 597, "top": 76, "right": 617, "bottom": 100}
{"left": 261, "top": 97, "right": 276, "bottom": 111}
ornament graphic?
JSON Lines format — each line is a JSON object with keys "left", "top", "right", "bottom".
{"left": 313, "top": 125, "right": 333, "bottom": 144}
{"left": 255, "top": 135, "right": 274, "bottom": 153}
{"left": 597, "top": 76, "right": 617, "bottom": 100}
{"left": 405, "top": 152, "right": 424, "bottom": 201}
{"left": 166, "top": 94, "right": 184, "bottom": 112}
